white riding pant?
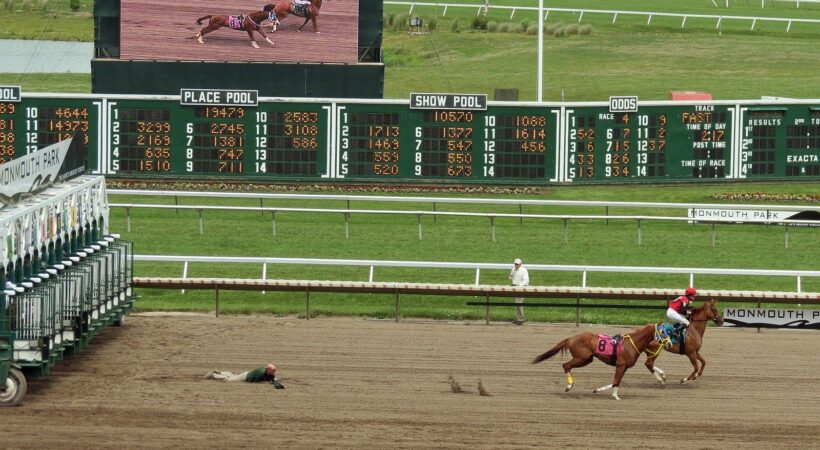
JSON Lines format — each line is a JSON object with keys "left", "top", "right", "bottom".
{"left": 212, "top": 371, "right": 248, "bottom": 382}
{"left": 666, "top": 308, "right": 690, "bottom": 326}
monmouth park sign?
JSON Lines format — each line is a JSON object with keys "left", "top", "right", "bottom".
{"left": 723, "top": 307, "right": 820, "bottom": 329}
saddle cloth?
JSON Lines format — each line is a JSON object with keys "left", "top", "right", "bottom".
{"left": 292, "top": 2, "right": 313, "bottom": 17}
{"left": 227, "top": 15, "right": 245, "bottom": 30}
{"left": 595, "top": 334, "right": 622, "bottom": 366}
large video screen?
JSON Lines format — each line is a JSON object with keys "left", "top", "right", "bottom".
{"left": 120, "top": 0, "right": 359, "bottom": 63}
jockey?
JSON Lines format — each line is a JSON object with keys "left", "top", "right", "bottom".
{"left": 667, "top": 287, "right": 697, "bottom": 333}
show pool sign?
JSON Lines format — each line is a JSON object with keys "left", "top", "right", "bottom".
{"left": 723, "top": 307, "right": 820, "bottom": 329}
{"left": 410, "top": 93, "right": 487, "bottom": 110}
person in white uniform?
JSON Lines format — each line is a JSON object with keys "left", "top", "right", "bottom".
{"left": 508, "top": 258, "right": 529, "bottom": 325}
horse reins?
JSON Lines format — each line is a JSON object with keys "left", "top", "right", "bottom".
{"left": 244, "top": 11, "right": 277, "bottom": 30}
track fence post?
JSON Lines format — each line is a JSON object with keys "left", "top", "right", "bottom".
{"left": 417, "top": 214, "right": 423, "bottom": 240}
{"left": 575, "top": 294, "right": 580, "bottom": 327}
{"left": 711, "top": 223, "right": 717, "bottom": 247}
{"left": 215, "top": 286, "right": 220, "bottom": 318}
{"left": 305, "top": 287, "right": 310, "bottom": 320}
{"left": 485, "top": 294, "right": 490, "bottom": 325}
{"left": 395, "top": 290, "right": 401, "bottom": 322}
{"left": 490, "top": 216, "right": 496, "bottom": 242}
{"left": 198, "top": 209, "right": 204, "bottom": 235}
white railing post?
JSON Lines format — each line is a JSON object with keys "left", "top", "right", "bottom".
{"left": 181, "top": 261, "right": 189, "bottom": 294}
{"left": 369, "top": 265, "right": 374, "bottom": 282}
{"left": 262, "top": 263, "right": 267, "bottom": 295}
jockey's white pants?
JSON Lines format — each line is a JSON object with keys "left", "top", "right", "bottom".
{"left": 666, "top": 308, "right": 690, "bottom": 326}
{"left": 212, "top": 371, "right": 249, "bottom": 382}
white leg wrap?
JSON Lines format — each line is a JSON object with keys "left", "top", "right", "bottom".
{"left": 654, "top": 368, "right": 666, "bottom": 384}
{"left": 593, "top": 384, "right": 613, "bottom": 393}
{"left": 251, "top": 41, "right": 260, "bottom": 48}
{"left": 612, "top": 387, "right": 621, "bottom": 400}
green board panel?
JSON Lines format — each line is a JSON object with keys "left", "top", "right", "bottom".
{"left": 5, "top": 94, "right": 820, "bottom": 184}
{"left": 564, "top": 104, "right": 734, "bottom": 182}
{"left": 333, "top": 103, "right": 558, "bottom": 183}
{"left": 0, "top": 97, "right": 97, "bottom": 167}
{"left": 108, "top": 99, "right": 328, "bottom": 179}
{"left": 739, "top": 105, "right": 820, "bottom": 178}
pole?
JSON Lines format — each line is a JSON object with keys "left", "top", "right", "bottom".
{"left": 537, "top": 0, "right": 544, "bottom": 102}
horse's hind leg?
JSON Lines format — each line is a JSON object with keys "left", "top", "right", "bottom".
{"left": 297, "top": 16, "right": 310, "bottom": 32}
{"left": 562, "top": 356, "right": 593, "bottom": 392}
{"left": 196, "top": 24, "right": 219, "bottom": 43}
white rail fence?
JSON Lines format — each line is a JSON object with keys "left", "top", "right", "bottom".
{"left": 107, "top": 191, "right": 818, "bottom": 248}
{"left": 384, "top": 1, "right": 820, "bottom": 31}
{"left": 132, "top": 255, "right": 820, "bottom": 293}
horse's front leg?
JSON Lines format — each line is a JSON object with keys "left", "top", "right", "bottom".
{"left": 246, "top": 30, "right": 260, "bottom": 48}
{"left": 256, "top": 27, "right": 275, "bottom": 46}
{"left": 681, "top": 352, "right": 700, "bottom": 383}
{"left": 644, "top": 346, "right": 666, "bottom": 385}
{"left": 695, "top": 352, "right": 706, "bottom": 378}
{"left": 593, "top": 365, "right": 626, "bottom": 400}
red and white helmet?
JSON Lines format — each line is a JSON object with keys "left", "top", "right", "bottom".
{"left": 685, "top": 287, "right": 697, "bottom": 296}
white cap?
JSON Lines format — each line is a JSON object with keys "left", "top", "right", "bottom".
{"left": 514, "top": 258, "right": 522, "bottom": 264}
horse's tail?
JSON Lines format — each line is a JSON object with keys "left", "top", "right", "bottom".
{"left": 532, "top": 338, "right": 570, "bottom": 364}
{"left": 196, "top": 15, "right": 212, "bottom": 25}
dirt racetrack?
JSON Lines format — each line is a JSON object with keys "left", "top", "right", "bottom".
{"left": 2, "top": 314, "right": 819, "bottom": 448}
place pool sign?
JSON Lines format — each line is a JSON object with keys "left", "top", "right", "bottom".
{"left": 723, "top": 307, "right": 820, "bottom": 329}
{"left": 180, "top": 89, "right": 258, "bottom": 106}
{"left": 0, "top": 86, "right": 22, "bottom": 102}
{"left": 410, "top": 93, "right": 487, "bottom": 111}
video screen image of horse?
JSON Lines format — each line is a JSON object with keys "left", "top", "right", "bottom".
{"left": 120, "top": 0, "right": 359, "bottom": 63}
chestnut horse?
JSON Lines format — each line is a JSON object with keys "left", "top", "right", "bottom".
{"left": 644, "top": 299, "right": 723, "bottom": 384}
{"left": 195, "top": 9, "right": 279, "bottom": 48}
{"left": 264, "top": 0, "right": 323, "bottom": 33}
{"left": 532, "top": 323, "right": 659, "bottom": 400}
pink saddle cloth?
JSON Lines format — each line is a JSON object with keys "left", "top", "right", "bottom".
{"left": 227, "top": 15, "right": 244, "bottom": 30}
{"left": 594, "top": 334, "right": 622, "bottom": 365}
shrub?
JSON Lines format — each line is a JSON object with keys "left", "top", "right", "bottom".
{"left": 471, "top": 13, "right": 488, "bottom": 30}
{"left": 498, "top": 23, "right": 510, "bottom": 33}
{"left": 487, "top": 21, "right": 498, "bottom": 32}
{"left": 69, "top": 0, "right": 80, "bottom": 11}
{"left": 565, "top": 23, "right": 579, "bottom": 35}
{"left": 450, "top": 19, "right": 459, "bottom": 32}
{"left": 519, "top": 19, "right": 530, "bottom": 30}
{"left": 511, "top": 24, "right": 524, "bottom": 34}
{"left": 526, "top": 24, "right": 538, "bottom": 35}
{"left": 392, "top": 14, "right": 407, "bottom": 31}
{"left": 544, "top": 24, "right": 557, "bottom": 35}
{"left": 386, "top": 13, "right": 395, "bottom": 26}
{"left": 21, "top": 0, "right": 30, "bottom": 12}
{"left": 553, "top": 26, "right": 567, "bottom": 37}
{"left": 4, "top": 0, "right": 13, "bottom": 12}
{"left": 427, "top": 17, "right": 437, "bottom": 31}
{"left": 578, "top": 24, "right": 592, "bottom": 35}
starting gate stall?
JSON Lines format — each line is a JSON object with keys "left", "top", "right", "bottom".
{"left": 0, "top": 137, "right": 134, "bottom": 407}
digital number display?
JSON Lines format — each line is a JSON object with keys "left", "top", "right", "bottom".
{"left": 188, "top": 106, "right": 246, "bottom": 174}
{"left": 4, "top": 95, "right": 818, "bottom": 184}
{"left": 567, "top": 107, "right": 732, "bottom": 181}
{"left": 415, "top": 110, "right": 475, "bottom": 177}
{"left": 342, "top": 112, "right": 401, "bottom": 176}
{"left": 0, "top": 102, "right": 16, "bottom": 164}
{"left": 112, "top": 108, "right": 173, "bottom": 172}
{"left": 255, "top": 111, "right": 320, "bottom": 176}
{"left": 483, "top": 115, "right": 548, "bottom": 178}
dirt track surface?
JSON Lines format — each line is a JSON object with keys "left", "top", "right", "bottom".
{"left": 2, "top": 315, "right": 819, "bottom": 448}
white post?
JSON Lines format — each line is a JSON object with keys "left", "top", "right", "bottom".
{"left": 181, "top": 261, "right": 189, "bottom": 294}
{"left": 475, "top": 268, "right": 481, "bottom": 285}
{"left": 262, "top": 263, "right": 267, "bottom": 295}
{"left": 369, "top": 265, "right": 374, "bottom": 282}
{"left": 537, "top": 0, "right": 544, "bottom": 102}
